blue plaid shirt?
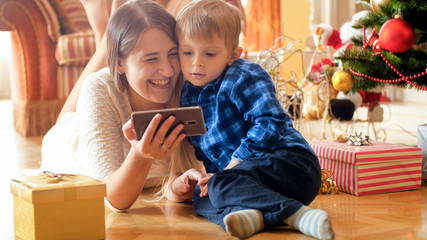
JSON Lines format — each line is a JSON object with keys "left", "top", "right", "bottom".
{"left": 181, "top": 58, "right": 314, "bottom": 173}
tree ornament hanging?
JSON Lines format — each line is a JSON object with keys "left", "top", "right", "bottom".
{"left": 378, "top": 13, "right": 416, "bottom": 53}
{"left": 372, "top": 39, "right": 382, "bottom": 52}
{"left": 370, "top": 33, "right": 379, "bottom": 45}
{"left": 370, "top": 0, "right": 390, "bottom": 14}
{"left": 368, "top": 33, "right": 382, "bottom": 52}
{"left": 332, "top": 67, "right": 354, "bottom": 92}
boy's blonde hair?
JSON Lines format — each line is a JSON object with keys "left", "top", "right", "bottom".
{"left": 176, "top": 0, "right": 244, "bottom": 51}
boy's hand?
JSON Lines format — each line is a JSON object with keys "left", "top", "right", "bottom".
{"left": 197, "top": 159, "right": 240, "bottom": 198}
{"left": 198, "top": 175, "right": 213, "bottom": 197}
{"left": 169, "top": 168, "right": 209, "bottom": 202}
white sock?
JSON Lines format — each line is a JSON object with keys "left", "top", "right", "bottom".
{"left": 286, "top": 206, "right": 334, "bottom": 240}
{"left": 224, "top": 209, "right": 264, "bottom": 239}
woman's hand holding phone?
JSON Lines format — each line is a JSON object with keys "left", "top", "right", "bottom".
{"left": 122, "top": 114, "right": 186, "bottom": 160}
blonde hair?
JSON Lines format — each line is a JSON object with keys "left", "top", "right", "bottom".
{"left": 176, "top": 0, "right": 244, "bottom": 51}
{"left": 106, "top": 0, "right": 203, "bottom": 201}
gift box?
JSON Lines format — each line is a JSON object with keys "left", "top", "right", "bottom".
{"left": 418, "top": 124, "right": 427, "bottom": 179}
{"left": 309, "top": 140, "right": 422, "bottom": 196}
{"left": 10, "top": 173, "right": 106, "bottom": 240}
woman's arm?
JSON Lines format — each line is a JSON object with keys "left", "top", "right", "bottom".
{"left": 106, "top": 118, "right": 186, "bottom": 209}
{"left": 104, "top": 147, "right": 154, "bottom": 210}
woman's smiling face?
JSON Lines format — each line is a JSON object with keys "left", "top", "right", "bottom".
{"left": 120, "top": 28, "right": 180, "bottom": 104}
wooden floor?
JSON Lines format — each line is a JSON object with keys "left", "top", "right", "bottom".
{"left": 1, "top": 99, "right": 426, "bottom": 240}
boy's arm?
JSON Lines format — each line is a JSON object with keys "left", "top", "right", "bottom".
{"left": 228, "top": 62, "right": 298, "bottom": 161}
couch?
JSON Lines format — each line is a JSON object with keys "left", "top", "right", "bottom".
{"left": 0, "top": 0, "right": 95, "bottom": 136}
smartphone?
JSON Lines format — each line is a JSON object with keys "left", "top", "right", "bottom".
{"left": 131, "top": 106, "right": 206, "bottom": 140}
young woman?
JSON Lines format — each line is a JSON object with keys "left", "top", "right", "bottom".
{"left": 41, "top": 0, "right": 204, "bottom": 211}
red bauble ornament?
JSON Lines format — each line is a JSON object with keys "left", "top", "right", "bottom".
{"left": 379, "top": 14, "right": 415, "bottom": 53}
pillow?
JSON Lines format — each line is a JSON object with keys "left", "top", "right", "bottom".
{"left": 55, "top": 30, "right": 96, "bottom": 66}
{"left": 49, "top": 0, "right": 91, "bottom": 34}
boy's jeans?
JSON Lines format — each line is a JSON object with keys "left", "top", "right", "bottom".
{"left": 193, "top": 147, "right": 321, "bottom": 229}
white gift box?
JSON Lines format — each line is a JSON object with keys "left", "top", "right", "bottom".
{"left": 418, "top": 123, "right": 427, "bottom": 179}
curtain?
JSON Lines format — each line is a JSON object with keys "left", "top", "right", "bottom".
{"left": 242, "top": 0, "right": 281, "bottom": 52}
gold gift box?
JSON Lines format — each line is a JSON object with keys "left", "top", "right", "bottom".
{"left": 10, "top": 173, "right": 106, "bottom": 240}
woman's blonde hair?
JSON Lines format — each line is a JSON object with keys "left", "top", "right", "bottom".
{"left": 176, "top": 0, "right": 244, "bottom": 51}
{"left": 106, "top": 0, "right": 203, "bottom": 201}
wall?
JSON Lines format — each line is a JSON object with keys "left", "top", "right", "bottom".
{"left": 388, "top": 87, "right": 427, "bottom": 103}
{"left": 309, "top": 0, "right": 357, "bottom": 30}
{"left": 280, "top": 0, "right": 311, "bottom": 82}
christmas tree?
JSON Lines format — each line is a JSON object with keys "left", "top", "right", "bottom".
{"left": 334, "top": 0, "right": 427, "bottom": 92}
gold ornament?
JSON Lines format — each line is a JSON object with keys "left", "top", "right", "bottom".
{"left": 319, "top": 169, "right": 339, "bottom": 194}
{"left": 331, "top": 69, "right": 354, "bottom": 92}
{"left": 371, "top": 0, "right": 390, "bottom": 14}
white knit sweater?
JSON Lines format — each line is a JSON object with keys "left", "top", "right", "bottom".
{"left": 41, "top": 68, "right": 169, "bottom": 186}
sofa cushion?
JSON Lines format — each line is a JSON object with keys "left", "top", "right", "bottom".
{"left": 55, "top": 30, "right": 96, "bottom": 66}
{"left": 48, "top": 0, "right": 91, "bottom": 34}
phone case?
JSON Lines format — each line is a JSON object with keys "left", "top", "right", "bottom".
{"left": 131, "top": 106, "right": 206, "bottom": 140}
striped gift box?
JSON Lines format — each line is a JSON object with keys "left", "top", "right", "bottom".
{"left": 309, "top": 140, "right": 422, "bottom": 196}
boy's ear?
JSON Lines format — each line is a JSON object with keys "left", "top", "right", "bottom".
{"left": 228, "top": 46, "right": 243, "bottom": 66}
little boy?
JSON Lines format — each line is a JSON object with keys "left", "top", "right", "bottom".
{"left": 176, "top": 0, "right": 334, "bottom": 239}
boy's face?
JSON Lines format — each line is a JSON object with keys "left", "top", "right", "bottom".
{"left": 179, "top": 34, "right": 237, "bottom": 88}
